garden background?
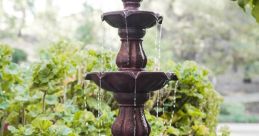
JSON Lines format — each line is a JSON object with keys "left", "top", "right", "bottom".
{"left": 0, "top": 0, "right": 259, "bottom": 135}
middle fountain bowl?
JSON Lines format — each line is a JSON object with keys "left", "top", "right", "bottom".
{"left": 85, "top": 71, "right": 177, "bottom": 93}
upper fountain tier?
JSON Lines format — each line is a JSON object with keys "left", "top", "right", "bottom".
{"left": 85, "top": 0, "right": 177, "bottom": 94}
{"left": 102, "top": 11, "right": 162, "bottom": 29}
{"left": 102, "top": 0, "right": 162, "bottom": 29}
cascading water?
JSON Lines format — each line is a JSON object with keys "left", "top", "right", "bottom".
{"left": 123, "top": 10, "right": 130, "bottom": 65}
{"left": 155, "top": 21, "right": 162, "bottom": 71}
{"left": 169, "top": 80, "right": 179, "bottom": 126}
{"left": 155, "top": 21, "right": 163, "bottom": 118}
{"left": 134, "top": 75, "right": 137, "bottom": 136}
{"left": 97, "top": 21, "right": 107, "bottom": 135}
{"left": 97, "top": 78, "right": 101, "bottom": 136}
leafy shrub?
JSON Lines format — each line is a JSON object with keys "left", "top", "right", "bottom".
{"left": 12, "top": 49, "right": 27, "bottom": 64}
{"left": 148, "top": 61, "right": 223, "bottom": 136}
{"left": 0, "top": 41, "right": 225, "bottom": 136}
{"left": 218, "top": 126, "right": 230, "bottom": 136}
{"left": 219, "top": 102, "right": 259, "bottom": 123}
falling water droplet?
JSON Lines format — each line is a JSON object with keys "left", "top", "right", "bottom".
{"left": 98, "top": 20, "right": 106, "bottom": 135}
{"left": 133, "top": 73, "right": 138, "bottom": 136}
{"left": 97, "top": 77, "right": 101, "bottom": 136}
{"left": 134, "top": 74, "right": 137, "bottom": 107}
{"left": 161, "top": 89, "right": 165, "bottom": 115}
{"left": 97, "top": 74, "right": 105, "bottom": 136}
{"left": 154, "top": 21, "right": 163, "bottom": 71}
{"left": 156, "top": 91, "right": 159, "bottom": 118}
{"left": 158, "top": 23, "right": 162, "bottom": 70}
{"left": 101, "top": 21, "right": 106, "bottom": 72}
{"left": 155, "top": 20, "right": 163, "bottom": 118}
{"left": 169, "top": 81, "right": 179, "bottom": 126}
{"left": 123, "top": 10, "right": 130, "bottom": 66}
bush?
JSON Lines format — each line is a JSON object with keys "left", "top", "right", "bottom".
{"left": 219, "top": 102, "right": 259, "bottom": 123}
{"left": 0, "top": 41, "right": 225, "bottom": 136}
{"left": 12, "top": 48, "right": 27, "bottom": 64}
{"left": 147, "top": 61, "right": 223, "bottom": 136}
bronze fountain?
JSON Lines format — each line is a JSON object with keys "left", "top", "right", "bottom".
{"left": 85, "top": 0, "right": 177, "bottom": 135}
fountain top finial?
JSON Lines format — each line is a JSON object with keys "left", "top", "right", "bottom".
{"left": 122, "top": 0, "right": 142, "bottom": 10}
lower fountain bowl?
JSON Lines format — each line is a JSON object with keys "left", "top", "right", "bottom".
{"left": 85, "top": 71, "right": 177, "bottom": 93}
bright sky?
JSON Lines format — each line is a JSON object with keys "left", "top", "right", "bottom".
{"left": 2, "top": 0, "right": 122, "bottom": 17}
{"left": 86, "top": 0, "right": 122, "bottom": 11}
{"left": 55, "top": 0, "right": 122, "bottom": 17}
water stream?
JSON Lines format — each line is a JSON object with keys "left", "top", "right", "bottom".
{"left": 97, "top": 21, "right": 106, "bottom": 136}
{"left": 155, "top": 21, "right": 163, "bottom": 118}
{"left": 98, "top": 78, "right": 102, "bottom": 136}
{"left": 101, "top": 21, "right": 106, "bottom": 72}
{"left": 134, "top": 75, "right": 137, "bottom": 136}
{"left": 169, "top": 81, "right": 179, "bottom": 126}
{"left": 155, "top": 22, "right": 162, "bottom": 71}
{"left": 98, "top": 3, "right": 105, "bottom": 135}
{"left": 123, "top": 10, "right": 130, "bottom": 65}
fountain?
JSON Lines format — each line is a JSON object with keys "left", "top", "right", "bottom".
{"left": 85, "top": 0, "right": 178, "bottom": 135}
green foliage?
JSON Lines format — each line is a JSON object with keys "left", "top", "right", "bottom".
{"left": 219, "top": 102, "right": 259, "bottom": 123}
{"left": 12, "top": 48, "right": 27, "bottom": 64}
{"left": 233, "top": 0, "right": 259, "bottom": 22}
{"left": 0, "top": 44, "right": 13, "bottom": 68}
{"left": 0, "top": 44, "right": 24, "bottom": 136}
{"left": 0, "top": 42, "right": 225, "bottom": 136}
{"left": 218, "top": 126, "right": 231, "bottom": 136}
{"left": 148, "top": 61, "right": 223, "bottom": 136}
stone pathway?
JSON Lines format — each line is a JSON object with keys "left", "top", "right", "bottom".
{"left": 218, "top": 123, "right": 259, "bottom": 136}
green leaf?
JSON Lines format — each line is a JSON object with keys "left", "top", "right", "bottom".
{"left": 50, "top": 125, "right": 73, "bottom": 135}
{"left": 166, "top": 126, "right": 180, "bottom": 135}
{"left": 45, "top": 95, "right": 58, "bottom": 105}
{"left": 252, "top": 2, "right": 259, "bottom": 22}
{"left": 32, "top": 118, "right": 53, "bottom": 131}
{"left": 4, "top": 63, "right": 19, "bottom": 75}
{"left": 24, "top": 126, "right": 34, "bottom": 135}
{"left": 14, "top": 95, "right": 30, "bottom": 102}
{"left": 8, "top": 125, "right": 18, "bottom": 133}
{"left": 185, "top": 104, "right": 205, "bottom": 117}
{"left": 0, "top": 101, "right": 9, "bottom": 110}
{"left": 192, "top": 125, "right": 209, "bottom": 136}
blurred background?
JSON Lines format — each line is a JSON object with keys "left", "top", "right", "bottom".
{"left": 0, "top": 0, "right": 259, "bottom": 135}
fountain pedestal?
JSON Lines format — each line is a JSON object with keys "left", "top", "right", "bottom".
{"left": 112, "top": 93, "right": 150, "bottom": 136}
{"left": 85, "top": 0, "right": 177, "bottom": 135}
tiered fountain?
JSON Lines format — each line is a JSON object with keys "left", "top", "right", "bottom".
{"left": 85, "top": 0, "right": 177, "bottom": 135}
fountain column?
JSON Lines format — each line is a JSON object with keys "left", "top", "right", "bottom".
{"left": 85, "top": 0, "right": 177, "bottom": 135}
{"left": 112, "top": 93, "right": 150, "bottom": 136}
{"left": 112, "top": 1, "right": 150, "bottom": 135}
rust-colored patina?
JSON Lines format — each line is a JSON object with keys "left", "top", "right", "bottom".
{"left": 85, "top": 0, "right": 177, "bottom": 135}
